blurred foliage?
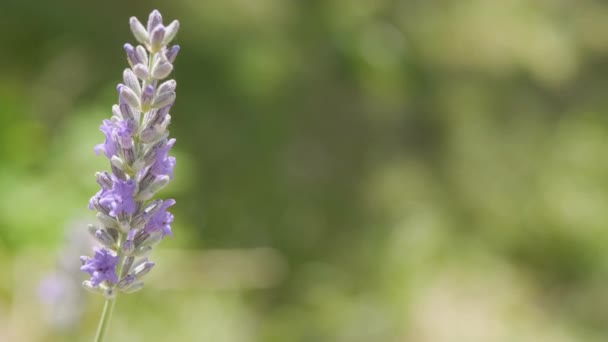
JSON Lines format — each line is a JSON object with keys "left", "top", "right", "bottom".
{"left": 2, "top": 0, "right": 608, "bottom": 341}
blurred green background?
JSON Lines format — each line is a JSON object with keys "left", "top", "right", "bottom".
{"left": 2, "top": 0, "right": 608, "bottom": 341}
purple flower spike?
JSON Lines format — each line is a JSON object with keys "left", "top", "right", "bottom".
{"left": 83, "top": 10, "right": 180, "bottom": 297}
{"left": 80, "top": 247, "right": 119, "bottom": 286}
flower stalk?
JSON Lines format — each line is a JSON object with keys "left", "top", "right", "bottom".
{"left": 93, "top": 297, "right": 116, "bottom": 342}
{"left": 79, "top": 9, "right": 180, "bottom": 341}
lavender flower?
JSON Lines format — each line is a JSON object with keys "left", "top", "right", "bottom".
{"left": 80, "top": 9, "right": 180, "bottom": 299}
{"left": 144, "top": 198, "right": 175, "bottom": 237}
{"left": 149, "top": 138, "right": 176, "bottom": 178}
{"left": 94, "top": 120, "right": 118, "bottom": 158}
{"left": 98, "top": 178, "right": 137, "bottom": 217}
{"left": 81, "top": 247, "right": 119, "bottom": 286}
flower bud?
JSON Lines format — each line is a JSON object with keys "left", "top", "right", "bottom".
{"left": 133, "top": 63, "right": 149, "bottom": 80}
{"left": 152, "top": 60, "right": 173, "bottom": 79}
{"left": 106, "top": 227, "right": 119, "bottom": 241}
{"left": 165, "top": 45, "right": 180, "bottom": 63}
{"left": 95, "top": 172, "right": 113, "bottom": 188}
{"left": 136, "top": 175, "right": 170, "bottom": 201}
{"left": 110, "top": 155, "right": 125, "bottom": 171}
{"left": 132, "top": 260, "right": 155, "bottom": 279}
{"left": 122, "top": 148, "right": 135, "bottom": 166}
{"left": 119, "top": 102, "right": 136, "bottom": 121}
{"left": 152, "top": 91, "right": 175, "bottom": 109}
{"left": 118, "top": 216, "right": 131, "bottom": 234}
{"left": 159, "top": 114, "right": 172, "bottom": 131}
{"left": 111, "top": 164, "right": 126, "bottom": 180}
{"left": 92, "top": 199, "right": 110, "bottom": 216}
{"left": 124, "top": 43, "right": 139, "bottom": 67}
{"left": 129, "top": 17, "right": 149, "bottom": 45}
{"left": 87, "top": 224, "right": 99, "bottom": 237}
{"left": 123, "top": 69, "right": 141, "bottom": 96}
{"left": 142, "top": 104, "right": 171, "bottom": 131}
{"left": 121, "top": 282, "right": 144, "bottom": 294}
{"left": 140, "top": 127, "right": 169, "bottom": 145}
{"left": 119, "top": 85, "right": 141, "bottom": 109}
{"left": 142, "top": 140, "right": 165, "bottom": 164}
{"left": 147, "top": 10, "right": 163, "bottom": 33}
{"left": 157, "top": 80, "right": 176, "bottom": 94}
{"left": 122, "top": 229, "right": 137, "bottom": 254}
{"left": 150, "top": 26, "right": 166, "bottom": 53}
{"left": 163, "top": 20, "right": 180, "bottom": 45}
{"left": 133, "top": 230, "right": 150, "bottom": 246}
{"left": 136, "top": 45, "right": 149, "bottom": 66}
{"left": 96, "top": 212, "right": 118, "bottom": 228}
{"left": 112, "top": 104, "right": 122, "bottom": 119}
{"left": 121, "top": 256, "right": 135, "bottom": 278}
{"left": 131, "top": 200, "right": 162, "bottom": 228}
{"left": 94, "top": 229, "right": 116, "bottom": 248}
{"left": 117, "top": 275, "right": 136, "bottom": 289}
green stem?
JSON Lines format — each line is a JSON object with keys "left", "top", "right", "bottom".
{"left": 94, "top": 237, "right": 125, "bottom": 342}
{"left": 94, "top": 297, "right": 117, "bottom": 342}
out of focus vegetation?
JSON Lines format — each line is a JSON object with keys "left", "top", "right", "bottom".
{"left": 2, "top": 0, "right": 608, "bottom": 341}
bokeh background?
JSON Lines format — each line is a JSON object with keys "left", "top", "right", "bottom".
{"left": 1, "top": 0, "right": 608, "bottom": 341}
